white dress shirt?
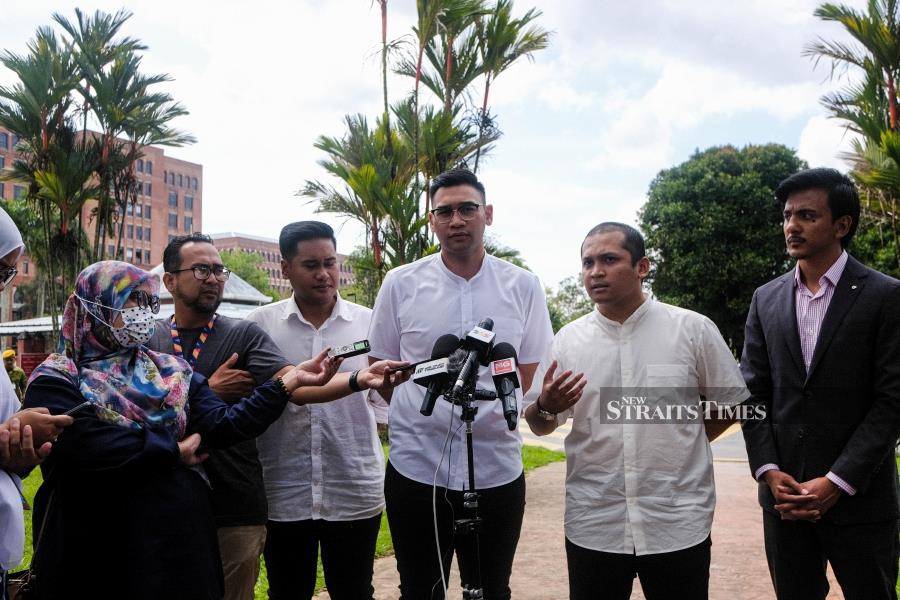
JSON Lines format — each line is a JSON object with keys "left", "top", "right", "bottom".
{"left": 526, "top": 297, "right": 749, "bottom": 555}
{"left": 368, "top": 253, "right": 553, "bottom": 490}
{"left": 246, "top": 296, "right": 384, "bottom": 522}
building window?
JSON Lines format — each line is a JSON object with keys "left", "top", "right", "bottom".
{"left": 135, "top": 249, "right": 143, "bottom": 263}
{"left": 146, "top": 250, "right": 151, "bottom": 264}
{"left": 168, "top": 214, "right": 178, "bottom": 229}
{"left": 136, "top": 159, "right": 143, "bottom": 173}
{"left": 184, "top": 195, "right": 193, "bottom": 211}
{"left": 136, "top": 226, "right": 143, "bottom": 241}
{"left": 10, "top": 135, "right": 19, "bottom": 148}
{"left": 13, "top": 185, "right": 25, "bottom": 200}
{"left": 126, "top": 203, "right": 133, "bottom": 215}
{"left": 144, "top": 204, "right": 151, "bottom": 219}
{"left": 135, "top": 204, "right": 142, "bottom": 218}
{"left": 0, "top": 183, "right": 5, "bottom": 198}
{"left": 144, "top": 183, "right": 152, "bottom": 197}
{"left": 168, "top": 191, "right": 177, "bottom": 208}
{"left": 192, "top": 177, "right": 198, "bottom": 190}
{"left": 0, "top": 132, "right": 7, "bottom": 149}
{"left": 169, "top": 172, "right": 176, "bottom": 185}
{"left": 177, "top": 174, "right": 183, "bottom": 187}
{"left": 146, "top": 227, "right": 151, "bottom": 241}
{"left": 126, "top": 248, "right": 133, "bottom": 260}
{"left": 183, "top": 216, "right": 193, "bottom": 233}
{"left": 22, "top": 261, "right": 28, "bottom": 275}
{"left": 107, "top": 245, "right": 115, "bottom": 256}
{"left": 146, "top": 161, "right": 152, "bottom": 175}
{"left": 127, "top": 225, "right": 133, "bottom": 239}
{"left": 0, "top": 156, "right": 5, "bottom": 170}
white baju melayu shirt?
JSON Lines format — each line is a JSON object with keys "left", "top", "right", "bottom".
{"left": 246, "top": 296, "right": 384, "bottom": 522}
{"left": 368, "top": 253, "right": 553, "bottom": 490}
{"left": 525, "top": 297, "right": 749, "bottom": 555}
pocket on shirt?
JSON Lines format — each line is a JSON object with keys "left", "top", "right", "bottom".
{"left": 645, "top": 364, "right": 698, "bottom": 421}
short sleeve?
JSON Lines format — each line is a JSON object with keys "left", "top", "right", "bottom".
{"left": 696, "top": 316, "right": 750, "bottom": 407}
{"left": 242, "top": 322, "right": 292, "bottom": 384}
{"left": 368, "top": 272, "right": 402, "bottom": 361}
{"left": 516, "top": 275, "right": 554, "bottom": 365}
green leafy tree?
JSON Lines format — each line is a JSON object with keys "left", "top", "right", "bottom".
{"left": 220, "top": 250, "right": 278, "bottom": 301}
{"left": 639, "top": 144, "right": 807, "bottom": 354}
{"left": 545, "top": 275, "right": 592, "bottom": 332}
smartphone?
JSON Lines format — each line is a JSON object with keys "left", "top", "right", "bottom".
{"left": 328, "top": 340, "right": 371, "bottom": 359}
{"left": 64, "top": 401, "right": 94, "bottom": 416}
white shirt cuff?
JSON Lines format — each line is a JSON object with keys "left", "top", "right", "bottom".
{"left": 754, "top": 463, "right": 779, "bottom": 481}
{"left": 826, "top": 471, "right": 856, "bottom": 496}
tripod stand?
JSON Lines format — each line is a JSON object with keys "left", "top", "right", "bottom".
{"left": 446, "top": 385, "right": 497, "bottom": 600}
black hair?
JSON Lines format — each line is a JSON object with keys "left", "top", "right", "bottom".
{"left": 429, "top": 168, "right": 486, "bottom": 204}
{"left": 279, "top": 221, "right": 336, "bottom": 261}
{"left": 582, "top": 222, "right": 646, "bottom": 266}
{"left": 163, "top": 233, "right": 215, "bottom": 273}
{"left": 775, "top": 167, "right": 859, "bottom": 248}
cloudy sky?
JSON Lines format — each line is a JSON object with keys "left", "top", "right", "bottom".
{"left": 0, "top": 0, "right": 862, "bottom": 287}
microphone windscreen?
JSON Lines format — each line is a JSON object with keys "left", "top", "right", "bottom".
{"left": 431, "top": 334, "right": 461, "bottom": 359}
{"left": 447, "top": 348, "right": 468, "bottom": 374}
{"left": 490, "top": 342, "right": 518, "bottom": 362}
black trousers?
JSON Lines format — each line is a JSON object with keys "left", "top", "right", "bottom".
{"left": 565, "top": 535, "right": 711, "bottom": 600}
{"left": 763, "top": 510, "right": 899, "bottom": 600}
{"left": 384, "top": 461, "right": 526, "bottom": 600}
{"left": 263, "top": 513, "right": 382, "bottom": 600}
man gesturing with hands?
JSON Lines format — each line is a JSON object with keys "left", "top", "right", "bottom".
{"left": 525, "top": 223, "right": 748, "bottom": 600}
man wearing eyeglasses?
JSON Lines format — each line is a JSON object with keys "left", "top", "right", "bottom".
{"left": 368, "top": 168, "right": 553, "bottom": 599}
{"left": 147, "top": 233, "right": 294, "bottom": 600}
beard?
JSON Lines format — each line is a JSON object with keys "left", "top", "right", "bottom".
{"left": 185, "top": 292, "right": 222, "bottom": 315}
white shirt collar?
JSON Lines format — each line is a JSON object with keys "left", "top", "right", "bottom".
{"left": 592, "top": 294, "right": 653, "bottom": 328}
{"left": 280, "top": 293, "right": 353, "bottom": 326}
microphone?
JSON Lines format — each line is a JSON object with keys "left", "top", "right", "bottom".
{"left": 490, "top": 342, "right": 521, "bottom": 431}
{"left": 451, "top": 318, "right": 495, "bottom": 398}
{"left": 414, "top": 334, "right": 461, "bottom": 416}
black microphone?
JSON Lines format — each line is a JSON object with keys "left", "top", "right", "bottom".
{"left": 490, "top": 342, "right": 521, "bottom": 431}
{"left": 415, "top": 334, "right": 460, "bottom": 416}
{"left": 451, "top": 318, "right": 495, "bottom": 398}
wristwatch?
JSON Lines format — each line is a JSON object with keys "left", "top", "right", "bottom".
{"left": 534, "top": 396, "right": 557, "bottom": 422}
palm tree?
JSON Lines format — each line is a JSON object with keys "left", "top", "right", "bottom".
{"left": 473, "top": 0, "right": 550, "bottom": 172}
{"left": 806, "top": 0, "right": 900, "bottom": 130}
{"left": 0, "top": 27, "right": 80, "bottom": 334}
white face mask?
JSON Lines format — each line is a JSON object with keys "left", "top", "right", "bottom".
{"left": 76, "top": 295, "right": 156, "bottom": 349}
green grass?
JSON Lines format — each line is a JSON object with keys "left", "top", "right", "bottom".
{"left": 16, "top": 444, "right": 564, "bottom": 598}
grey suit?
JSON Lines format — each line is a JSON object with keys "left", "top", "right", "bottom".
{"left": 741, "top": 254, "right": 900, "bottom": 599}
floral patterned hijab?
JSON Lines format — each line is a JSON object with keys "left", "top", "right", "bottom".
{"left": 30, "top": 261, "right": 192, "bottom": 439}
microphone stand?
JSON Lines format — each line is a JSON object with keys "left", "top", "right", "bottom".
{"left": 447, "top": 375, "right": 497, "bottom": 600}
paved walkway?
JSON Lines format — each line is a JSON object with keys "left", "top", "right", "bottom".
{"left": 316, "top": 430, "right": 841, "bottom": 599}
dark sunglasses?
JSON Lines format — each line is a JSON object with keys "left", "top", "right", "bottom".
{"left": 128, "top": 289, "right": 161, "bottom": 314}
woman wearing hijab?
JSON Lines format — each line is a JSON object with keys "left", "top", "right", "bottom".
{"left": 21, "top": 260, "right": 340, "bottom": 600}
{"left": 0, "top": 207, "right": 71, "bottom": 598}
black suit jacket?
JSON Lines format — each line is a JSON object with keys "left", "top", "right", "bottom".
{"left": 740, "top": 255, "right": 900, "bottom": 524}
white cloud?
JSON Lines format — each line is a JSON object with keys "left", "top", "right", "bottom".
{"left": 797, "top": 115, "right": 857, "bottom": 171}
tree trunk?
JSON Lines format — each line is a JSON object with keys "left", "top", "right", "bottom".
{"left": 444, "top": 35, "right": 455, "bottom": 112}
{"left": 40, "top": 199, "right": 59, "bottom": 339}
{"left": 473, "top": 76, "right": 492, "bottom": 174}
{"left": 889, "top": 74, "right": 898, "bottom": 131}
{"left": 414, "top": 46, "right": 425, "bottom": 256}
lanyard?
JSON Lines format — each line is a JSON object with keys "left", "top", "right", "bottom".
{"left": 170, "top": 314, "right": 217, "bottom": 367}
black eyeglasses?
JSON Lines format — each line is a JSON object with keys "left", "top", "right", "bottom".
{"left": 169, "top": 264, "right": 231, "bottom": 282}
{"left": 429, "top": 202, "right": 482, "bottom": 224}
{"left": 128, "top": 290, "right": 161, "bottom": 314}
{"left": 0, "top": 267, "right": 16, "bottom": 287}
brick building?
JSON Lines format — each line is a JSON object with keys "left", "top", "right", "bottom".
{"left": 210, "top": 232, "right": 355, "bottom": 297}
{"left": 0, "top": 126, "right": 202, "bottom": 321}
